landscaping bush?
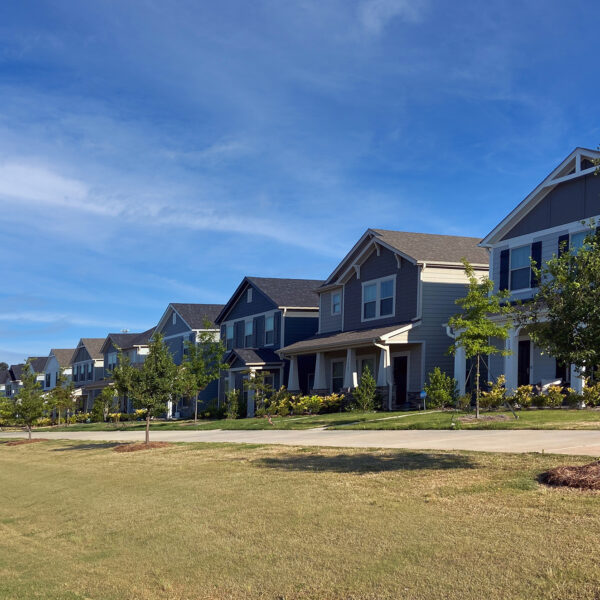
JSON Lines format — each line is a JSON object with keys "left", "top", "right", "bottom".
{"left": 582, "top": 380, "right": 600, "bottom": 407}
{"left": 224, "top": 389, "right": 240, "bottom": 420}
{"left": 203, "top": 398, "right": 226, "bottom": 420}
{"left": 545, "top": 385, "right": 564, "bottom": 408}
{"left": 352, "top": 366, "right": 377, "bottom": 412}
{"left": 35, "top": 417, "right": 52, "bottom": 427}
{"left": 511, "top": 385, "right": 534, "bottom": 409}
{"left": 480, "top": 375, "right": 506, "bottom": 409}
{"left": 456, "top": 394, "right": 472, "bottom": 411}
{"left": 424, "top": 367, "right": 458, "bottom": 408}
{"left": 566, "top": 388, "right": 583, "bottom": 408}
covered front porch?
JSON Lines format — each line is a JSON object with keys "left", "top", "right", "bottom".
{"left": 281, "top": 324, "right": 424, "bottom": 410}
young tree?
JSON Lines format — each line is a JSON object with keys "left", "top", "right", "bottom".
{"left": 110, "top": 351, "right": 138, "bottom": 413}
{"left": 243, "top": 370, "right": 273, "bottom": 415}
{"left": 50, "top": 370, "right": 76, "bottom": 425}
{"left": 135, "top": 333, "right": 178, "bottom": 443}
{"left": 6, "top": 360, "right": 46, "bottom": 439}
{"left": 181, "top": 323, "right": 228, "bottom": 422}
{"left": 518, "top": 224, "right": 600, "bottom": 380}
{"left": 93, "top": 385, "right": 117, "bottom": 422}
{"left": 352, "top": 366, "right": 377, "bottom": 411}
{"left": 448, "top": 260, "right": 513, "bottom": 418}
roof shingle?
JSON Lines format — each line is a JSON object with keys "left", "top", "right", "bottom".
{"left": 171, "top": 304, "right": 224, "bottom": 329}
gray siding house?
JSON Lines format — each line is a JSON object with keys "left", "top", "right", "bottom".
{"left": 215, "top": 277, "right": 322, "bottom": 415}
{"left": 280, "top": 229, "right": 489, "bottom": 409}
{"left": 1, "top": 358, "right": 47, "bottom": 398}
{"left": 454, "top": 147, "right": 600, "bottom": 395}
{"left": 43, "top": 349, "right": 75, "bottom": 392}
{"left": 71, "top": 339, "right": 105, "bottom": 412}
{"left": 154, "top": 303, "right": 224, "bottom": 417}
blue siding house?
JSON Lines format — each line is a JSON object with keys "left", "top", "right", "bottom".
{"left": 215, "top": 277, "right": 322, "bottom": 416}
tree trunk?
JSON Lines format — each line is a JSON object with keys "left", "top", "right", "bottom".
{"left": 194, "top": 393, "right": 198, "bottom": 424}
{"left": 58, "top": 408, "right": 62, "bottom": 426}
{"left": 145, "top": 412, "right": 150, "bottom": 444}
{"left": 27, "top": 424, "right": 32, "bottom": 440}
{"left": 475, "top": 354, "right": 481, "bottom": 419}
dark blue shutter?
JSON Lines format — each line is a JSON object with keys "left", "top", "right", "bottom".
{"left": 499, "top": 249, "right": 510, "bottom": 291}
{"left": 274, "top": 312, "right": 282, "bottom": 348}
{"left": 234, "top": 321, "right": 244, "bottom": 348}
{"left": 252, "top": 316, "right": 260, "bottom": 348}
{"left": 558, "top": 234, "right": 569, "bottom": 257}
{"left": 530, "top": 241, "right": 542, "bottom": 288}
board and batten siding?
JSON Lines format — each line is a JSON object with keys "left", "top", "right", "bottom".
{"left": 225, "top": 284, "right": 277, "bottom": 321}
{"left": 284, "top": 315, "right": 319, "bottom": 346}
{"left": 319, "top": 288, "right": 343, "bottom": 334}
{"left": 159, "top": 308, "right": 193, "bottom": 337}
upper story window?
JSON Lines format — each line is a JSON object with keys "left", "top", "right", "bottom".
{"left": 107, "top": 352, "right": 117, "bottom": 371}
{"left": 226, "top": 324, "right": 234, "bottom": 350}
{"left": 45, "top": 373, "right": 51, "bottom": 388}
{"left": 362, "top": 276, "right": 395, "bottom": 321}
{"left": 247, "top": 288, "right": 253, "bottom": 303}
{"left": 245, "top": 320, "right": 253, "bottom": 347}
{"left": 88, "top": 363, "right": 93, "bottom": 378}
{"left": 172, "top": 312, "right": 177, "bottom": 325}
{"left": 331, "top": 291, "right": 341, "bottom": 315}
{"left": 510, "top": 245, "right": 531, "bottom": 291}
{"left": 265, "top": 315, "right": 274, "bottom": 345}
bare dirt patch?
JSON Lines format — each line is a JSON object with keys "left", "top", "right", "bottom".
{"left": 114, "top": 442, "right": 172, "bottom": 453}
{"left": 541, "top": 461, "right": 600, "bottom": 490}
{"left": 458, "top": 414, "right": 510, "bottom": 423}
{"left": 4, "top": 439, "right": 49, "bottom": 446}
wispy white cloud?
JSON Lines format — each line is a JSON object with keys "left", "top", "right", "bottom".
{"left": 358, "top": 0, "right": 426, "bottom": 34}
{"left": 0, "top": 311, "right": 147, "bottom": 330}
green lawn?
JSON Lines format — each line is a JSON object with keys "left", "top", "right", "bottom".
{"left": 27, "top": 408, "right": 600, "bottom": 433}
{"left": 0, "top": 440, "right": 599, "bottom": 599}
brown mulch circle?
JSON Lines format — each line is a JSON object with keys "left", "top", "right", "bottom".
{"left": 458, "top": 414, "right": 510, "bottom": 423}
{"left": 541, "top": 461, "right": 600, "bottom": 490}
{"left": 114, "top": 442, "right": 172, "bottom": 453}
{"left": 4, "top": 439, "right": 49, "bottom": 446}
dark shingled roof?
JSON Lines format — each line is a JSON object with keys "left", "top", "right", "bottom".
{"left": 80, "top": 338, "right": 105, "bottom": 360}
{"left": 50, "top": 349, "right": 76, "bottom": 368}
{"left": 371, "top": 229, "right": 489, "bottom": 265}
{"left": 171, "top": 304, "right": 224, "bottom": 329}
{"left": 105, "top": 327, "right": 156, "bottom": 351}
{"left": 27, "top": 357, "right": 48, "bottom": 374}
{"left": 0, "top": 369, "right": 9, "bottom": 384}
{"left": 247, "top": 277, "right": 323, "bottom": 308}
{"left": 9, "top": 364, "right": 25, "bottom": 381}
{"left": 226, "top": 348, "right": 283, "bottom": 366}
{"left": 281, "top": 323, "right": 414, "bottom": 354}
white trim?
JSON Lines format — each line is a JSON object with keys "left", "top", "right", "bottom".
{"left": 330, "top": 358, "right": 345, "bottom": 393}
{"left": 361, "top": 274, "right": 396, "bottom": 323}
{"left": 508, "top": 243, "right": 532, "bottom": 292}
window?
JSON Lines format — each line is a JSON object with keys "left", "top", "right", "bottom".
{"left": 247, "top": 288, "right": 253, "bottom": 303}
{"left": 570, "top": 231, "right": 588, "bottom": 251}
{"left": 45, "top": 373, "right": 51, "bottom": 388}
{"left": 331, "top": 291, "right": 341, "bottom": 315}
{"left": 226, "top": 324, "right": 234, "bottom": 350}
{"left": 265, "top": 315, "right": 274, "bottom": 345}
{"left": 362, "top": 276, "right": 395, "bottom": 320}
{"left": 88, "top": 363, "right": 93, "bottom": 379}
{"left": 359, "top": 357, "right": 376, "bottom": 381}
{"left": 107, "top": 352, "right": 117, "bottom": 371}
{"left": 245, "top": 320, "right": 253, "bottom": 347}
{"left": 510, "top": 245, "right": 531, "bottom": 291}
{"left": 172, "top": 312, "right": 177, "bottom": 325}
{"left": 331, "top": 361, "right": 344, "bottom": 392}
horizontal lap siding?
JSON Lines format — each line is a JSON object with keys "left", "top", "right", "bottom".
{"left": 159, "top": 309, "right": 192, "bottom": 336}
{"left": 319, "top": 290, "right": 343, "bottom": 333}
{"left": 284, "top": 316, "right": 319, "bottom": 347}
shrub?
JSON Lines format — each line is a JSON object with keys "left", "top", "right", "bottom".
{"left": 456, "top": 394, "right": 472, "bottom": 411}
{"left": 224, "top": 389, "right": 240, "bottom": 420}
{"left": 35, "top": 417, "right": 52, "bottom": 427}
{"left": 352, "top": 366, "right": 377, "bottom": 412}
{"left": 108, "top": 412, "right": 121, "bottom": 423}
{"left": 566, "top": 388, "right": 583, "bottom": 408}
{"left": 545, "top": 385, "right": 564, "bottom": 408}
{"left": 582, "top": 380, "right": 600, "bottom": 407}
{"left": 424, "top": 367, "right": 458, "bottom": 408}
{"left": 511, "top": 385, "right": 534, "bottom": 409}
{"left": 480, "top": 375, "right": 506, "bottom": 410}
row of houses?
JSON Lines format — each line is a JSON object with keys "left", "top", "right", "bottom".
{"left": 1, "top": 148, "right": 598, "bottom": 415}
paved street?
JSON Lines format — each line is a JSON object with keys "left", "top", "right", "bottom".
{"left": 2, "top": 428, "right": 600, "bottom": 456}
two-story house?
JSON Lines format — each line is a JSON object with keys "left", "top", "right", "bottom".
{"left": 457, "top": 147, "right": 600, "bottom": 396}
{"left": 71, "top": 339, "right": 105, "bottom": 412}
{"left": 215, "top": 277, "right": 323, "bottom": 415}
{"left": 0, "top": 368, "right": 9, "bottom": 397}
{"left": 154, "top": 303, "right": 224, "bottom": 417}
{"left": 42, "top": 349, "right": 75, "bottom": 392}
{"left": 3, "top": 358, "right": 47, "bottom": 398}
{"left": 279, "top": 229, "right": 488, "bottom": 409}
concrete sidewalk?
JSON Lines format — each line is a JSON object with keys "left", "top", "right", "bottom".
{"left": 2, "top": 428, "right": 600, "bottom": 456}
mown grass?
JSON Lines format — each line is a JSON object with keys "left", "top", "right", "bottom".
{"left": 0, "top": 440, "right": 599, "bottom": 599}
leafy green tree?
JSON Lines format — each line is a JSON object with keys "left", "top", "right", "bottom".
{"left": 243, "top": 370, "right": 273, "bottom": 416}
{"left": 50, "top": 370, "right": 76, "bottom": 425}
{"left": 352, "top": 366, "right": 377, "bottom": 411}
{"left": 135, "top": 333, "right": 178, "bottom": 443}
{"left": 424, "top": 367, "right": 458, "bottom": 408}
{"left": 181, "top": 324, "right": 228, "bottom": 422}
{"left": 518, "top": 224, "right": 600, "bottom": 380}
{"left": 448, "top": 260, "right": 513, "bottom": 418}
{"left": 0, "top": 361, "right": 8, "bottom": 371}
{"left": 110, "top": 351, "right": 138, "bottom": 413}
{"left": 93, "top": 385, "right": 117, "bottom": 422}
{"left": 224, "top": 388, "right": 240, "bottom": 420}
{"left": 5, "top": 359, "right": 45, "bottom": 439}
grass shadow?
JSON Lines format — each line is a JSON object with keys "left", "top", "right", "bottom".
{"left": 51, "top": 442, "right": 123, "bottom": 452}
{"left": 257, "top": 451, "right": 476, "bottom": 474}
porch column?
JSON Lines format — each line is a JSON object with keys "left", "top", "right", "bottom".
{"left": 504, "top": 327, "right": 519, "bottom": 394}
{"left": 313, "top": 352, "right": 327, "bottom": 390}
{"left": 343, "top": 348, "right": 358, "bottom": 390}
{"left": 453, "top": 344, "right": 466, "bottom": 396}
{"left": 247, "top": 369, "right": 256, "bottom": 418}
{"left": 571, "top": 364, "right": 586, "bottom": 394}
{"left": 166, "top": 400, "right": 173, "bottom": 419}
{"left": 287, "top": 356, "right": 300, "bottom": 392}
{"left": 376, "top": 346, "right": 390, "bottom": 387}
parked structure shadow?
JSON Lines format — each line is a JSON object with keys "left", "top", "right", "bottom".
{"left": 257, "top": 451, "right": 476, "bottom": 474}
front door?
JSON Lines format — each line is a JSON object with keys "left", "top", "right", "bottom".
{"left": 518, "top": 340, "right": 531, "bottom": 386}
{"left": 393, "top": 356, "right": 408, "bottom": 407}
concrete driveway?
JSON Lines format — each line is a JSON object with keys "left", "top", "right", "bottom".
{"left": 2, "top": 428, "right": 600, "bottom": 456}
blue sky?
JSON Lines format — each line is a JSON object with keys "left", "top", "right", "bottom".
{"left": 0, "top": 0, "right": 598, "bottom": 364}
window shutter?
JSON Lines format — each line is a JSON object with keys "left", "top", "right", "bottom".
{"left": 499, "top": 249, "right": 509, "bottom": 291}
{"left": 558, "top": 234, "right": 569, "bottom": 257}
{"left": 220, "top": 325, "right": 226, "bottom": 343}
{"left": 253, "top": 316, "right": 261, "bottom": 348}
{"left": 530, "top": 241, "right": 542, "bottom": 288}
{"left": 274, "top": 312, "right": 281, "bottom": 348}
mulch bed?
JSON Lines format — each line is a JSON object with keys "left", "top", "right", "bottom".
{"left": 458, "top": 415, "right": 510, "bottom": 423}
{"left": 541, "top": 461, "right": 600, "bottom": 490}
{"left": 114, "top": 442, "right": 172, "bottom": 453}
{"left": 4, "top": 439, "right": 49, "bottom": 446}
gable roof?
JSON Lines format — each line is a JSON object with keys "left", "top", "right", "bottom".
{"left": 225, "top": 348, "right": 283, "bottom": 367}
{"left": 27, "top": 357, "right": 48, "bottom": 374}
{"left": 77, "top": 338, "right": 105, "bottom": 361}
{"left": 102, "top": 327, "right": 156, "bottom": 353}
{"left": 170, "top": 304, "right": 223, "bottom": 329}
{"left": 49, "top": 349, "right": 76, "bottom": 368}
{"left": 0, "top": 369, "right": 9, "bottom": 385}
{"left": 481, "top": 147, "right": 600, "bottom": 246}
{"left": 216, "top": 277, "right": 323, "bottom": 323}
{"left": 9, "top": 364, "right": 24, "bottom": 381}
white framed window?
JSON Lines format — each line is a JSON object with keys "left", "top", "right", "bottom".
{"left": 570, "top": 230, "right": 592, "bottom": 253}
{"left": 331, "top": 291, "right": 341, "bottom": 315}
{"left": 510, "top": 245, "right": 531, "bottom": 291}
{"left": 331, "top": 361, "right": 344, "bottom": 392}
{"left": 265, "top": 315, "right": 275, "bottom": 345}
{"left": 362, "top": 276, "right": 395, "bottom": 321}
{"left": 226, "top": 324, "right": 234, "bottom": 350}
{"left": 245, "top": 320, "right": 253, "bottom": 347}
{"left": 247, "top": 288, "right": 253, "bottom": 303}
